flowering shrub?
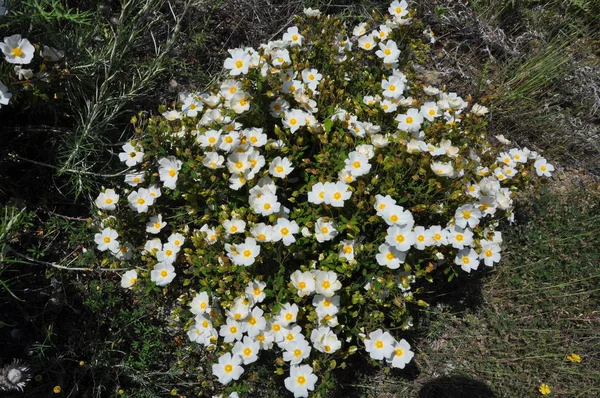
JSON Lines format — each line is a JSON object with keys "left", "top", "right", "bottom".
{"left": 91, "top": 1, "right": 553, "bottom": 395}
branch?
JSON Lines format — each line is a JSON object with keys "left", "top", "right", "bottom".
{"left": 7, "top": 249, "right": 128, "bottom": 272}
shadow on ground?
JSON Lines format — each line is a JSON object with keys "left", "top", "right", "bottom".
{"left": 418, "top": 376, "right": 497, "bottom": 398}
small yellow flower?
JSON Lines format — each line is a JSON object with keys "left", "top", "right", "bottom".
{"left": 566, "top": 353, "right": 581, "bottom": 363}
{"left": 53, "top": 385, "right": 62, "bottom": 393}
{"left": 118, "top": 389, "right": 125, "bottom": 395}
{"left": 539, "top": 383, "right": 551, "bottom": 395}
{"left": 170, "top": 388, "right": 178, "bottom": 396}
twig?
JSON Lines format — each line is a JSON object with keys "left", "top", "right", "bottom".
{"left": 10, "top": 154, "right": 131, "bottom": 178}
{"left": 7, "top": 249, "right": 128, "bottom": 272}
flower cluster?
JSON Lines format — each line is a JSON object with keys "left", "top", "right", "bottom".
{"left": 90, "top": 1, "right": 553, "bottom": 395}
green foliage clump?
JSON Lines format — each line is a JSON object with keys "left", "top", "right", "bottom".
{"left": 84, "top": 1, "right": 554, "bottom": 396}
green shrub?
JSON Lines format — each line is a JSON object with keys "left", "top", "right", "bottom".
{"left": 83, "top": 1, "right": 553, "bottom": 396}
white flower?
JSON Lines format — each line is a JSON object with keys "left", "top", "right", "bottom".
{"left": 229, "top": 237, "right": 260, "bottom": 266}
{"left": 158, "top": 157, "right": 182, "bottom": 189}
{"left": 0, "top": 35, "right": 35, "bottom": 64}
{"left": 219, "top": 319, "right": 244, "bottom": 343}
{"left": 339, "top": 239, "right": 356, "bottom": 261}
{"left": 376, "top": 243, "right": 406, "bottom": 269}
{"left": 212, "top": 353, "right": 244, "bottom": 385}
{"left": 381, "top": 75, "right": 405, "bottom": 99}
{"left": 162, "top": 110, "right": 182, "bottom": 121}
{"left": 224, "top": 48, "right": 251, "bottom": 75}
{"left": 0, "top": 80, "right": 12, "bottom": 107}
{"left": 423, "top": 85, "right": 440, "bottom": 95}
{"left": 120, "top": 270, "right": 137, "bottom": 289}
{"left": 269, "top": 156, "right": 294, "bottom": 178}
{"left": 157, "top": 243, "right": 178, "bottom": 265}
{"left": 40, "top": 46, "right": 64, "bottom": 61}
{"left": 200, "top": 224, "right": 218, "bottom": 245}
{"left": 290, "top": 270, "right": 315, "bottom": 297}
{"left": 387, "top": 339, "right": 414, "bottom": 368}
{"left": 124, "top": 172, "right": 144, "bottom": 187}
{"left": 313, "top": 295, "right": 340, "bottom": 320}
{"left": 385, "top": 225, "right": 416, "bottom": 252}
{"left": 534, "top": 158, "right": 555, "bottom": 177}
{"left": 447, "top": 226, "right": 474, "bottom": 249}
{"left": 143, "top": 238, "right": 162, "bottom": 256}
{"left": 150, "top": 262, "right": 176, "bottom": 286}
{"left": 301, "top": 68, "right": 322, "bottom": 91}
{"left": 167, "top": 232, "right": 185, "bottom": 249}
{"left": 413, "top": 226, "right": 434, "bottom": 250}
{"left": 308, "top": 182, "right": 327, "bottom": 205}
{"left": 127, "top": 188, "right": 153, "bottom": 213}
{"left": 455, "top": 248, "right": 480, "bottom": 273}
{"left": 324, "top": 181, "right": 352, "bottom": 207}
{"left": 94, "top": 227, "right": 119, "bottom": 252}
{"left": 358, "top": 34, "right": 376, "bottom": 51}
{"left": 431, "top": 160, "right": 454, "bottom": 177}
{"left": 374, "top": 194, "right": 397, "bottom": 216}
{"left": 314, "top": 270, "right": 342, "bottom": 297}
{"left": 190, "top": 291, "right": 211, "bottom": 316}
{"left": 203, "top": 152, "right": 225, "bottom": 169}
{"left": 310, "top": 327, "right": 342, "bottom": 354}
{"left": 283, "top": 338, "right": 311, "bottom": 365}
{"left": 396, "top": 108, "right": 423, "bottom": 132}
{"left": 303, "top": 7, "right": 321, "bottom": 17}
{"left": 314, "top": 218, "right": 338, "bottom": 242}
{"left": 381, "top": 204, "right": 414, "bottom": 227}
{"left": 284, "top": 365, "right": 318, "bottom": 398}
{"left": 283, "top": 26, "right": 304, "bottom": 47}
{"left": 283, "top": 109, "right": 307, "bottom": 133}
{"left": 244, "top": 306, "right": 267, "bottom": 337}
{"left": 180, "top": 92, "right": 203, "bottom": 117}
{"left": 94, "top": 189, "right": 119, "bottom": 210}
{"left": 244, "top": 127, "right": 268, "bottom": 147}
{"left": 364, "top": 329, "right": 395, "bottom": 360}
{"left": 389, "top": 0, "right": 409, "bottom": 18}
{"left": 145, "top": 214, "right": 166, "bottom": 234}
{"left": 223, "top": 218, "right": 246, "bottom": 235}
{"left": 471, "top": 103, "right": 489, "bottom": 115}
{"left": 420, "top": 101, "right": 441, "bottom": 121}
{"left": 232, "top": 336, "right": 260, "bottom": 365}
{"left": 454, "top": 204, "right": 482, "bottom": 229}
{"left": 376, "top": 40, "right": 401, "bottom": 63}
{"left": 245, "top": 280, "right": 266, "bottom": 303}
{"left": 271, "top": 218, "right": 299, "bottom": 246}
{"left": 344, "top": 151, "right": 371, "bottom": 177}
{"left": 479, "top": 240, "right": 502, "bottom": 267}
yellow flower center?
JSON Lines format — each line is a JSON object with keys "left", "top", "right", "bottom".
{"left": 160, "top": 270, "right": 168, "bottom": 278}
{"left": 281, "top": 227, "right": 289, "bottom": 236}
{"left": 230, "top": 226, "right": 238, "bottom": 233}
{"left": 273, "top": 324, "right": 281, "bottom": 332}
{"left": 243, "top": 347, "right": 252, "bottom": 356}
{"left": 384, "top": 49, "right": 391, "bottom": 55}
{"left": 289, "top": 118, "right": 297, "bottom": 126}
{"left": 169, "top": 169, "right": 176, "bottom": 177}
{"left": 105, "top": 198, "right": 113, "bottom": 204}
{"left": 541, "top": 165, "right": 547, "bottom": 171}
{"left": 103, "top": 237, "right": 111, "bottom": 243}
{"left": 353, "top": 161, "right": 361, "bottom": 169}
{"left": 229, "top": 326, "right": 237, "bottom": 334}
{"left": 200, "top": 302, "right": 207, "bottom": 309}
{"left": 323, "top": 299, "right": 331, "bottom": 307}
{"left": 375, "top": 340, "right": 384, "bottom": 349}
{"left": 396, "top": 234, "right": 405, "bottom": 243}
{"left": 406, "top": 116, "right": 414, "bottom": 124}
{"left": 229, "top": 86, "right": 237, "bottom": 94}
{"left": 333, "top": 192, "right": 342, "bottom": 200}
{"left": 318, "top": 191, "right": 325, "bottom": 199}
{"left": 321, "top": 226, "right": 329, "bottom": 234}
{"left": 129, "top": 277, "right": 136, "bottom": 285}
{"left": 12, "top": 47, "right": 24, "bottom": 57}
{"left": 294, "top": 348, "right": 302, "bottom": 357}
{"left": 253, "top": 287, "right": 261, "bottom": 295}
{"left": 243, "top": 249, "right": 252, "bottom": 257}
{"left": 239, "top": 99, "right": 247, "bottom": 106}
{"left": 264, "top": 203, "right": 271, "bottom": 210}
{"left": 292, "top": 34, "right": 299, "bottom": 41}
{"left": 417, "top": 235, "right": 425, "bottom": 242}
{"left": 321, "top": 280, "right": 331, "bottom": 289}
{"left": 344, "top": 246, "right": 352, "bottom": 254}
{"left": 286, "top": 313, "right": 293, "bottom": 321}
{"left": 165, "top": 250, "right": 172, "bottom": 256}
{"left": 298, "top": 281, "right": 306, "bottom": 289}
{"left": 249, "top": 317, "right": 256, "bottom": 325}
{"left": 389, "top": 85, "right": 396, "bottom": 91}
{"left": 257, "top": 234, "right": 266, "bottom": 241}
{"left": 390, "top": 215, "right": 399, "bottom": 222}
{"left": 365, "top": 43, "right": 371, "bottom": 49}
{"left": 428, "top": 109, "right": 436, "bottom": 116}
{"left": 386, "top": 252, "right": 395, "bottom": 260}
{"left": 276, "top": 165, "right": 284, "bottom": 173}
{"left": 463, "top": 211, "right": 471, "bottom": 219}
{"left": 462, "top": 257, "right": 470, "bottom": 264}
{"left": 434, "top": 233, "right": 441, "bottom": 241}
{"left": 137, "top": 198, "right": 145, "bottom": 205}
{"left": 250, "top": 136, "right": 257, "bottom": 143}
{"left": 485, "top": 249, "right": 493, "bottom": 257}
{"left": 235, "top": 161, "right": 244, "bottom": 169}
{"left": 297, "top": 376, "right": 306, "bottom": 385}
{"left": 235, "top": 60, "right": 243, "bottom": 69}
{"left": 395, "top": 348, "right": 404, "bottom": 356}
{"left": 308, "top": 74, "right": 315, "bottom": 80}
{"left": 225, "top": 136, "right": 233, "bottom": 144}
{"left": 224, "top": 364, "right": 233, "bottom": 373}
{"left": 456, "top": 234, "right": 464, "bottom": 242}
{"left": 154, "top": 222, "right": 161, "bottom": 229}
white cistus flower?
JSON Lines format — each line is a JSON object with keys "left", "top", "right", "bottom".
{"left": 0, "top": 360, "right": 31, "bottom": 392}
